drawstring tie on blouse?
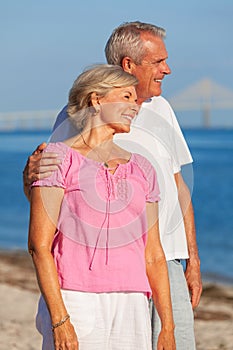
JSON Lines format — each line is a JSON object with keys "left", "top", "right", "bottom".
{"left": 89, "top": 168, "right": 111, "bottom": 270}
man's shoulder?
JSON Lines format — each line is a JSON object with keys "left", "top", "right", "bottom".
{"left": 139, "top": 95, "right": 178, "bottom": 128}
{"left": 53, "top": 105, "right": 68, "bottom": 131}
{"left": 142, "top": 95, "right": 174, "bottom": 113}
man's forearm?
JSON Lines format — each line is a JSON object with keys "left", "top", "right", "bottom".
{"left": 174, "top": 172, "right": 199, "bottom": 260}
{"left": 175, "top": 171, "right": 202, "bottom": 308}
{"left": 183, "top": 199, "right": 200, "bottom": 262}
{"left": 23, "top": 164, "right": 31, "bottom": 201}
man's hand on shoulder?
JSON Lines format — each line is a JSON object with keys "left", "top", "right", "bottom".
{"left": 23, "top": 142, "right": 60, "bottom": 200}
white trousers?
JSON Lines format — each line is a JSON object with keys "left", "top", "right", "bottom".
{"left": 36, "top": 291, "right": 152, "bottom": 350}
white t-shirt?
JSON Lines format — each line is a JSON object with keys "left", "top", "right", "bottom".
{"left": 51, "top": 96, "right": 192, "bottom": 260}
{"left": 115, "top": 96, "right": 193, "bottom": 260}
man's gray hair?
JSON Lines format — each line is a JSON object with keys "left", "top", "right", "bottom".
{"left": 105, "top": 21, "right": 166, "bottom": 66}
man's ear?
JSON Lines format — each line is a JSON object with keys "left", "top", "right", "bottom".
{"left": 121, "top": 57, "right": 135, "bottom": 74}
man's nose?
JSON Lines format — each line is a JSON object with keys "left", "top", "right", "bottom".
{"left": 164, "top": 62, "right": 171, "bottom": 75}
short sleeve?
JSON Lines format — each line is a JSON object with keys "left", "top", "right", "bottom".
{"left": 145, "top": 162, "right": 160, "bottom": 202}
{"left": 164, "top": 99, "right": 193, "bottom": 172}
{"left": 134, "top": 154, "right": 160, "bottom": 202}
{"left": 31, "top": 142, "right": 71, "bottom": 189}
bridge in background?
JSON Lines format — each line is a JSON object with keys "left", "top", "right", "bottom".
{"left": 1, "top": 79, "right": 233, "bottom": 130}
{"left": 0, "top": 109, "right": 59, "bottom": 131}
{"left": 168, "top": 78, "right": 233, "bottom": 128}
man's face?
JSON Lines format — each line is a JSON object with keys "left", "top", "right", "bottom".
{"left": 129, "top": 33, "right": 171, "bottom": 103}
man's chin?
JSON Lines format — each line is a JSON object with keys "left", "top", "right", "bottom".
{"left": 152, "top": 88, "right": 162, "bottom": 97}
{"left": 146, "top": 89, "right": 162, "bottom": 100}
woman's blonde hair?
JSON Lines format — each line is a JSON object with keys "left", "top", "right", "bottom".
{"left": 67, "top": 64, "right": 138, "bottom": 131}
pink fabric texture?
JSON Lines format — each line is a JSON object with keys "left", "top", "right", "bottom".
{"left": 32, "top": 142, "right": 160, "bottom": 295}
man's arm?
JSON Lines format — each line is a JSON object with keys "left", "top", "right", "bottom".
{"left": 23, "top": 142, "right": 60, "bottom": 200}
{"left": 174, "top": 172, "right": 202, "bottom": 309}
{"left": 23, "top": 106, "right": 71, "bottom": 200}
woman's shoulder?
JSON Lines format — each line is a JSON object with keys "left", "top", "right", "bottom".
{"left": 131, "top": 153, "right": 152, "bottom": 167}
{"left": 43, "top": 142, "right": 75, "bottom": 168}
{"left": 45, "top": 141, "right": 81, "bottom": 158}
{"left": 45, "top": 141, "right": 69, "bottom": 152}
{"left": 131, "top": 153, "right": 157, "bottom": 177}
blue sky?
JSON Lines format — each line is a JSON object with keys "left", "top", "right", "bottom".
{"left": 1, "top": 0, "right": 233, "bottom": 113}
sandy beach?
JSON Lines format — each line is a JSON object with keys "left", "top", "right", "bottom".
{"left": 0, "top": 250, "right": 232, "bottom": 350}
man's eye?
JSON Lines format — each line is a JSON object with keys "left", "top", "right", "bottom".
{"left": 124, "top": 95, "right": 130, "bottom": 99}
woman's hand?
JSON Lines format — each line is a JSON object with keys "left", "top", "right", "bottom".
{"left": 53, "top": 320, "right": 79, "bottom": 349}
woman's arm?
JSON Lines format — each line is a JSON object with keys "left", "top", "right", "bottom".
{"left": 145, "top": 202, "right": 176, "bottom": 350}
{"left": 28, "top": 186, "right": 78, "bottom": 349}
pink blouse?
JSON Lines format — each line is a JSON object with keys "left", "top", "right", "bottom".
{"left": 32, "top": 142, "right": 160, "bottom": 296}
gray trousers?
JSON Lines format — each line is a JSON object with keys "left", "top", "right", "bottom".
{"left": 149, "top": 259, "right": 196, "bottom": 350}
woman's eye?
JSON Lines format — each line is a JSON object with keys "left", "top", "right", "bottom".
{"left": 124, "top": 95, "right": 130, "bottom": 99}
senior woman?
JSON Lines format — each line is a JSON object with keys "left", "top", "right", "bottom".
{"left": 28, "top": 64, "right": 175, "bottom": 350}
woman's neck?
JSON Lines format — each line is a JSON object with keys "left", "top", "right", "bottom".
{"left": 65, "top": 124, "right": 131, "bottom": 168}
{"left": 80, "top": 124, "right": 115, "bottom": 150}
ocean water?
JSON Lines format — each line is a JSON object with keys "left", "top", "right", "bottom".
{"left": 0, "top": 129, "right": 232, "bottom": 284}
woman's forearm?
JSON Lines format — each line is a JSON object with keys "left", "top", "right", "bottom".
{"left": 146, "top": 257, "right": 175, "bottom": 330}
{"left": 145, "top": 203, "right": 176, "bottom": 348}
{"left": 28, "top": 186, "right": 67, "bottom": 322}
{"left": 29, "top": 187, "right": 78, "bottom": 348}
{"left": 30, "top": 248, "right": 68, "bottom": 324}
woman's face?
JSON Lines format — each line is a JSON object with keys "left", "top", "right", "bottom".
{"left": 97, "top": 86, "right": 139, "bottom": 134}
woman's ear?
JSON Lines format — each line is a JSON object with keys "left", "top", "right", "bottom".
{"left": 90, "top": 92, "right": 100, "bottom": 115}
{"left": 90, "top": 92, "right": 100, "bottom": 107}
